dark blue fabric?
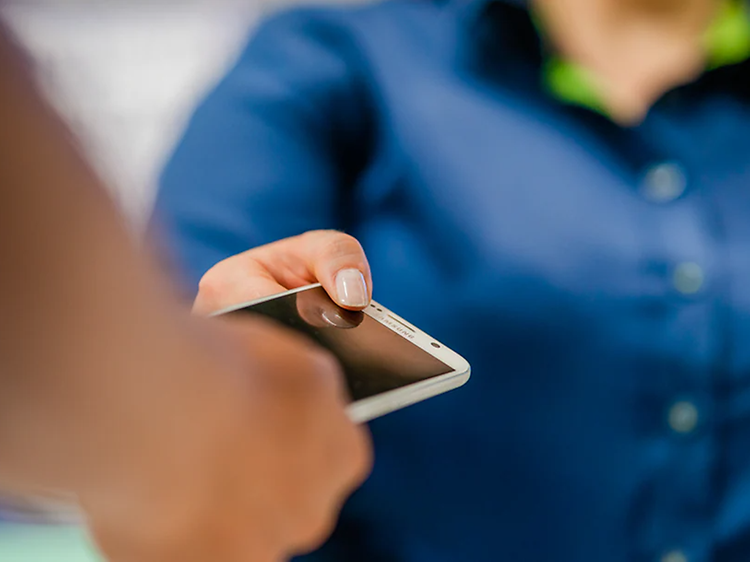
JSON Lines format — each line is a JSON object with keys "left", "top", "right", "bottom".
{"left": 152, "top": 1, "right": 750, "bottom": 561}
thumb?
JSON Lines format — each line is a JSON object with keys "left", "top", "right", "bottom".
{"left": 300, "top": 231, "right": 372, "bottom": 310}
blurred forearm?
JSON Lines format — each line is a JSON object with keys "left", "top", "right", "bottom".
{"left": 0, "top": 25, "right": 196, "bottom": 491}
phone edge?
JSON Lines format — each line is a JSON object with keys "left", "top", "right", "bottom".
{"left": 209, "top": 283, "right": 472, "bottom": 423}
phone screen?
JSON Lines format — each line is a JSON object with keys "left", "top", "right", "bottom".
{"left": 227, "top": 286, "right": 452, "bottom": 401}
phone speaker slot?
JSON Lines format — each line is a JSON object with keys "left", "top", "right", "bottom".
{"left": 387, "top": 314, "right": 416, "bottom": 332}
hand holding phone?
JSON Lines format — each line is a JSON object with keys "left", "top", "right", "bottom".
{"left": 195, "top": 231, "right": 470, "bottom": 422}
{"left": 213, "top": 284, "right": 470, "bottom": 422}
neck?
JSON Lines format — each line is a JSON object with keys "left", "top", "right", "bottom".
{"left": 533, "top": 0, "right": 721, "bottom": 123}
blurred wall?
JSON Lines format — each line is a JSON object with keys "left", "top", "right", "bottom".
{"left": 1, "top": 1, "right": 261, "bottom": 228}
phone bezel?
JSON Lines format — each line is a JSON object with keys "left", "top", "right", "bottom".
{"left": 210, "top": 284, "right": 471, "bottom": 423}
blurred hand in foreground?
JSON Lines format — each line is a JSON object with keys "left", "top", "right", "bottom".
{"left": 0, "top": 27, "right": 371, "bottom": 562}
{"left": 85, "top": 317, "right": 372, "bottom": 562}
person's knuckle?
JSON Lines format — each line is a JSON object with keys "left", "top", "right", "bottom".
{"left": 297, "top": 229, "right": 331, "bottom": 252}
{"left": 272, "top": 348, "right": 336, "bottom": 404}
{"left": 293, "top": 508, "right": 338, "bottom": 553}
{"left": 304, "top": 230, "right": 361, "bottom": 258}
{"left": 308, "top": 352, "right": 346, "bottom": 397}
{"left": 327, "top": 232, "right": 363, "bottom": 258}
{"left": 351, "top": 427, "right": 374, "bottom": 482}
{"left": 337, "top": 423, "right": 372, "bottom": 484}
{"left": 308, "top": 345, "right": 341, "bottom": 375}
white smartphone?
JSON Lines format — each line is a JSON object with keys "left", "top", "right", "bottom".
{"left": 211, "top": 284, "right": 470, "bottom": 423}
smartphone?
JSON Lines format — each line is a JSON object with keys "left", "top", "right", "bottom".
{"left": 211, "top": 284, "right": 470, "bottom": 423}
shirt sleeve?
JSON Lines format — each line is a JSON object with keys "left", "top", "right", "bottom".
{"left": 149, "top": 8, "right": 373, "bottom": 294}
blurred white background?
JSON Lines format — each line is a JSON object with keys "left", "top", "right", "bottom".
{"left": 1, "top": 1, "right": 261, "bottom": 228}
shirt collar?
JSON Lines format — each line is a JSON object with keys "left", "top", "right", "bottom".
{"left": 457, "top": 0, "right": 750, "bottom": 118}
{"left": 704, "top": 0, "right": 750, "bottom": 67}
{"left": 541, "top": 1, "right": 750, "bottom": 116}
{"left": 463, "top": 0, "right": 750, "bottom": 64}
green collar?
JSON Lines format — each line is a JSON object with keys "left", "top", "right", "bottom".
{"left": 541, "top": 1, "right": 750, "bottom": 117}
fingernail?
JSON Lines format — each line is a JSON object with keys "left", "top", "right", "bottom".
{"left": 335, "top": 269, "right": 368, "bottom": 308}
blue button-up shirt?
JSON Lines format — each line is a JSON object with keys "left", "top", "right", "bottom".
{"left": 152, "top": 1, "right": 750, "bottom": 560}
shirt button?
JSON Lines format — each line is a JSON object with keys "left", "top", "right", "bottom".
{"left": 661, "top": 550, "right": 688, "bottom": 562}
{"left": 642, "top": 162, "right": 686, "bottom": 202}
{"left": 673, "top": 262, "right": 704, "bottom": 295}
{"left": 668, "top": 401, "right": 699, "bottom": 434}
